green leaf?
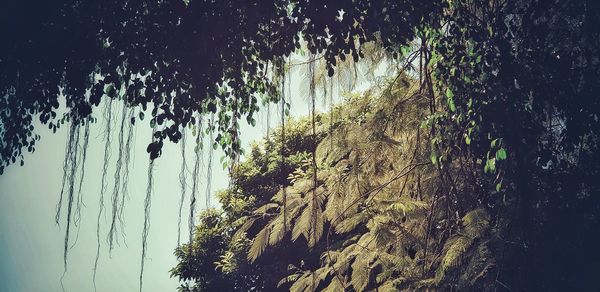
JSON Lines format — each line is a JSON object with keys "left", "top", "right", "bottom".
{"left": 445, "top": 88, "right": 454, "bottom": 99}
{"left": 484, "top": 158, "right": 496, "bottom": 173}
{"left": 430, "top": 152, "right": 437, "bottom": 165}
{"left": 465, "top": 135, "right": 471, "bottom": 145}
{"left": 496, "top": 182, "right": 502, "bottom": 192}
{"left": 139, "top": 111, "right": 145, "bottom": 120}
{"left": 448, "top": 97, "right": 456, "bottom": 112}
{"left": 446, "top": 88, "right": 456, "bottom": 112}
{"left": 401, "top": 45, "right": 411, "bottom": 57}
{"left": 496, "top": 148, "right": 507, "bottom": 160}
{"left": 490, "top": 138, "right": 498, "bottom": 148}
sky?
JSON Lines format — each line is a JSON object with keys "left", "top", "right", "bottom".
{"left": 0, "top": 56, "right": 386, "bottom": 292}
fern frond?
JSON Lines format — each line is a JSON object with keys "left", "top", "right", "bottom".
{"left": 378, "top": 251, "right": 410, "bottom": 269}
{"left": 387, "top": 199, "right": 429, "bottom": 218}
{"left": 278, "top": 272, "right": 302, "bottom": 288}
{"left": 269, "top": 214, "right": 286, "bottom": 246}
{"left": 289, "top": 272, "right": 315, "bottom": 292}
{"left": 435, "top": 236, "right": 471, "bottom": 283}
{"left": 272, "top": 189, "right": 301, "bottom": 204}
{"left": 292, "top": 201, "right": 312, "bottom": 241}
{"left": 462, "top": 242, "right": 496, "bottom": 287}
{"left": 253, "top": 202, "right": 279, "bottom": 214}
{"left": 368, "top": 215, "right": 396, "bottom": 249}
{"left": 232, "top": 216, "right": 257, "bottom": 241}
{"left": 315, "top": 266, "right": 331, "bottom": 282}
{"left": 434, "top": 209, "right": 492, "bottom": 284}
{"left": 308, "top": 204, "right": 324, "bottom": 247}
{"left": 248, "top": 224, "right": 270, "bottom": 262}
{"left": 462, "top": 208, "right": 490, "bottom": 239}
{"left": 350, "top": 254, "right": 372, "bottom": 292}
{"left": 335, "top": 212, "right": 369, "bottom": 234}
{"left": 322, "top": 277, "right": 345, "bottom": 292}
{"left": 290, "top": 178, "right": 314, "bottom": 194}
{"left": 323, "top": 185, "right": 344, "bottom": 221}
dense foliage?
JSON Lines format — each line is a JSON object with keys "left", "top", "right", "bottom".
{"left": 2, "top": 0, "right": 599, "bottom": 291}
{"left": 173, "top": 72, "right": 600, "bottom": 290}
{"left": 172, "top": 114, "right": 325, "bottom": 291}
{"left": 0, "top": 0, "right": 440, "bottom": 171}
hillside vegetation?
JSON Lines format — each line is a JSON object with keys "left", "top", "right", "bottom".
{"left": 172, "top": 77, "right": 508, "bottom": 291}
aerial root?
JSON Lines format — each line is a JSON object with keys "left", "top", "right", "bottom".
{"left": 189, "top": 116, "right": 203, "bottom": 242}
{"left": 177, "top": 128, "right": 188, "bottom": 246}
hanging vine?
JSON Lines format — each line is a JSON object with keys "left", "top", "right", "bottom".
{"left": 280, "top": 62, "right": 288, "bottom": 232}
{"left": 189, "top": 116, "right": 203, "bottom": 241}
{"left": 177, "top": 128, "right": 188, "bottom": 246}
{"left": 60, "top": 119, "right": 81, "bottom": 273}
{"left": 93, "top": 95, "right": 114, "bottom": 290}
{"left": 139, "top": 125, "right": 156, "bottom": 292}
{"left": 55, "top": 134, "right": 69, "bottom": 226}
{"left": 73, "top": 120, "right": 90, "bottom": 227}
{"left": 119, "top": 107, "right": 136, "bottom": 238}
{"left": 266, "top": 102, "right": 271, "bottom": 140}
{"left": 205, "top": 113, "right": 214, "bottom": 209}
{"left": 108, "top": 101, "right": 128, "bottom": 252}
{"left": 308, "top": 53, "right": 318, "bottom": 245}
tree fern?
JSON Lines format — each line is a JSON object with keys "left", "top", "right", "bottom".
{"left": 224, "top": 69, "right": 504, "bottom": 291}
{"left": 435, "top": 208, "right": 491, "bottom": 284}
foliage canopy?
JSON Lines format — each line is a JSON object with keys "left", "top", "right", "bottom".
{"left": 1, "top": 0, "right": 600, "bottom": 291}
